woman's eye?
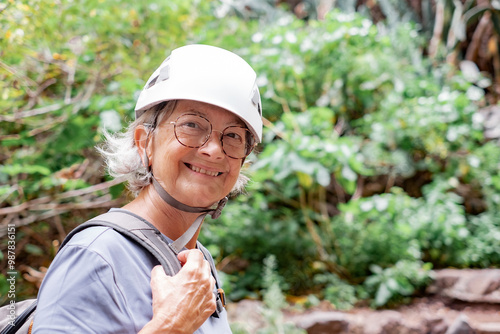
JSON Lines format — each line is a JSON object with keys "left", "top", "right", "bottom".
{"left": 179, "top": 120, "right": 204, "bottom": 130}
{"left": 224, "top": 130, "right": 246, "bottom": 144}
{"left": 226, "top": 132, "right": 241, "bottom": 139}
{"left": 185, "top": 122, "right": 198, "bottom": 128}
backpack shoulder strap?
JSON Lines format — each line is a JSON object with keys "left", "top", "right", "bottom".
{"left": 0, "top": 299, "right": 37, "bottom": 334}
{"left": 197, "top": 242, "right": 226, "bottom": 316}
{"left": 60, "top": 210, "right": 182, "bottom": 276}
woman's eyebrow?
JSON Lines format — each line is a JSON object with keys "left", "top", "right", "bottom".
{"left": 184, "top": 109, "right": 204, "bottom": 116}
{"left": 184, "top": 109, "right": 246, "bottom": 127}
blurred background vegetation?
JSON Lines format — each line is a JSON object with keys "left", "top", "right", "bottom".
{"left": 1, "top": 0, "right": 500, "bottom": 318}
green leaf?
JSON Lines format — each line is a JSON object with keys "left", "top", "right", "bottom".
{"left": 341, "top": 165, "right": 357, "bottom": 182}
{"left": 297, "top": 171, "right": 314, "bottom": 188}
{"left": 109, "top": 183, "right": 125, "bottom": 199}
{"left": 316, "top": 166, "right": 331, "bottom": 187}
{"left": 0, "top": 164, "right": 51, "bottom": 176}
{"left": 24, "top": 244, "right": 44, "bottom": 256}
{"left": 369, "top": 264, "right": 383, "bottom": 275}
{"left": 375, "top": 283, "right": 392, "bottom": 306}
{"left": 386, "top": 278, "right": 399, "bottom": 291}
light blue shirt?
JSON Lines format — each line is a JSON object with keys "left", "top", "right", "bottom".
{"left": 32, "top": 221, "right": 232, "bottom": 333}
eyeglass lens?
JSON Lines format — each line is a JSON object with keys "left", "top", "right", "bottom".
{"left": 173, "top": 114, "right": 255, "bottom": 159}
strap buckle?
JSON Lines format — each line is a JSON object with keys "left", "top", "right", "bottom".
{"left": 211, "top": 197, "right": 228, "bottom": 219}
{"left": 217, "top": 288, "right": 226, "bottom": 308}
{"left": 211, "top": 288, "right": 226, "bottom": 319}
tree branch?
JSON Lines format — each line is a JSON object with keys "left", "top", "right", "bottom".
{"left": 0, "top": 177, "right": 125, "bottom": 216}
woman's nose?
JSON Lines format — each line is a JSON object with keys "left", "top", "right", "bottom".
{"left": 199, "top": 130, "right": 225, "bottom": 158}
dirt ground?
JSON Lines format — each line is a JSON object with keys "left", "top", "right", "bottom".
{"left": 228, "top": 275, "right": 500, "bottom": 333}
{"left": 345, "top": 295, "right": 500, "bottom": 331}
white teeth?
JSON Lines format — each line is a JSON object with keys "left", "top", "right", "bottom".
{"left": 189, "top": 165, "right": 220, "bottom": 177}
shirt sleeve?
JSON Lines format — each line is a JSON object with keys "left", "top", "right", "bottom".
{"left": 32, "top": 242, "right": 139, "bottom": 334}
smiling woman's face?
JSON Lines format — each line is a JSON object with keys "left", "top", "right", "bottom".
{"left": 150, "top": 100, "right": 245, "bottom": 208}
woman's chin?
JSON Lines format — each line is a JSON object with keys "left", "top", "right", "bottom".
{"left": 194, "top": 196, "right": 223, "bottom": 208}
{"left": 176, "top": 191, "right": 223, "bottom": 208}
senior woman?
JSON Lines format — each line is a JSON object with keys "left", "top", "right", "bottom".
{"left": 32, "top": 45, "right": 263, "bottom": 333}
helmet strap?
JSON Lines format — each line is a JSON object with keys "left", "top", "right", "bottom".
{"left": 151, "top": 177, "right": 228, "bottom": 253}
{"left": 142, "top": 130, "right": 228, "bottom": 252}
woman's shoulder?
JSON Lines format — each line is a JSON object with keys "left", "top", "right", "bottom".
{"left": 64, "top": 225, "right": 114, "bottom": 247}
{"left": 60, "top": 225, "right": 157, "bottom": 267}
{"left": 63, "top": 225, "right": 126, "bottom": 250}
{"left": 35, "top": 226, "right": 154, "bottom": 333}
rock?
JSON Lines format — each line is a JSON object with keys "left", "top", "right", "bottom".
{"left": 227, "top": 269, "right": 500, "bottom": 334}
{"left": 428, "top": 271, "right": 460, "bottom": 294}
{"left": 226, "top": 300, "right": 265, "bottom": 333}
{"left": 475, "top": 322, "right": 500, "bottom": 334}
{"left": 467, "top": 272, "right": 500, "bottom": 296}
{"left": 445, "top": 315, "right": 476, "bottom": 334}
{"left": 293, "top": 311, "right": 349, "bottom": 334}
{"left": 428, "top": 318, "right": 449, "bottom": 334}
{"left": 430, "top": 269, "right": 500, "bottom": 303}
{"left": 353, "top": 310, "right": 403, "bottom": 334}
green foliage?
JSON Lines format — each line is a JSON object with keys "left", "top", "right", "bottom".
{"left": 247, "top": 10, "right": 388, "bottom": 120}
{"left": 202, "top": 187, "right": 317, "bottom": 300}
{"left": 1, "top": 0, "right": 219, "bottom": 204}
{"left": 253, "top": 107, "right": 368, "bottom": 192}
{"left": 229, "top": 255, "right": 306, "bottom": 334}
{"left": 258, "top": 255, "right": 306, "bottom": 334}
{"left": 462, "top": 212, "right": 500, "bottom": 267}
{"left": 328, "top": 186, "right": 468, "bottom": 279}
{"left": 203, "top": 6, "right": 500, "bottom": 309}
{"left": 314, "top": 273, "right": 360, "bottom": 310}
{"left": 231, "top": 255, "right": 306, "bottom": 334}
{"left": 0, "top": 274, "right": 8, "bottom": 304}
{"left": 462, "top": 141, "right": 500, "bottom": 212}
{"left": 364, "top": 260, "right": 433, "bottom": 307}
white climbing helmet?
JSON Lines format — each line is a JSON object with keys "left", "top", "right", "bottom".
{"left": 135, "top": 44, "right": 263, "bottom": 142}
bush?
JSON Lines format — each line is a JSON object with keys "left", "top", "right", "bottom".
{"left": 314, "top": 272, "right": 360, "bottom": 310}
{"left": 203, "top": 7, "right": 499, "bottom": 307}
{"left": 364, "top": 260, "right": 434, "bottom": 308}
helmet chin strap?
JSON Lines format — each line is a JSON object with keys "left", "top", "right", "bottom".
{"left": 151, "top": 177, "right": 228, "bottom": 254}
{"left": 143, "top": 144, "right": 228, "bottom": 254}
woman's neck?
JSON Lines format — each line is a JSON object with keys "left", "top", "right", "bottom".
{"left": 122, "top": 185, "right": 202, "bottom": 249}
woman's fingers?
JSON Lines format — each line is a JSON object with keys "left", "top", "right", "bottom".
{"left": 145, "top": 250, "right": 217, "bottom": 333}
{"left": 176, "top": 250, "right": 217, "bottom": 313}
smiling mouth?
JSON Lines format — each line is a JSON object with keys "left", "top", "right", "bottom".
{"left": 186, "top": 163, "right": 223, "bottom": 177}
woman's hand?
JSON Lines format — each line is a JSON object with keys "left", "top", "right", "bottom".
{"left": 139, "top": 249, "right": 217, "bottom": 334}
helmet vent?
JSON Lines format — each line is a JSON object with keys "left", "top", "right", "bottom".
{"left": 251, "top": 87, "right": 262, "bottom": 116}
{"left": 147, "top": 76, "right": 158, "bottom": 89}
{"left": 146, "top": 63, "right": 170, "bottom": 90}
{"left": 158, "top": 64, "right": 170, "bottom": 83}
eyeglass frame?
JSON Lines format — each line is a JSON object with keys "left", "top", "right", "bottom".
{"left": 146, "top": 112, "right": 257, "bottom": 159}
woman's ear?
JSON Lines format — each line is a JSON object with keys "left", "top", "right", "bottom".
{"left": 135, "top": 125, "right": 152, "bottom": 169}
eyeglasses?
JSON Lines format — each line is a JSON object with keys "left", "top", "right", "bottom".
{"left": 168, "top": 113, "right": 256, "bottom": 159}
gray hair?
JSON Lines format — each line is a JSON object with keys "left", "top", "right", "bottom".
{"left": 97, "top": 100, "right": 249, "bottom": 197}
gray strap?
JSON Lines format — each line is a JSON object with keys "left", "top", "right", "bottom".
{"left": 198, "top": 243, "right": 222, "bottom": 288}
{"left": 152, "top": 177, "right": 228, "bottom": 252}
{"left": 198, "top": 242, "right": 225, "bottom": 316}
{"left": 169, "top": 214, "right": 206, "bottom": 254}
{"left": 139, "top": 228, "right": 181, "bottom": 274}
{"left": 61, "top": 211, "right": 182, "bottom": 275}
{"left": 95, "top": 211, "right": 183, "bottom": 273}
{"left": 152, "top": 178, "right": 212, "bottom": 214}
